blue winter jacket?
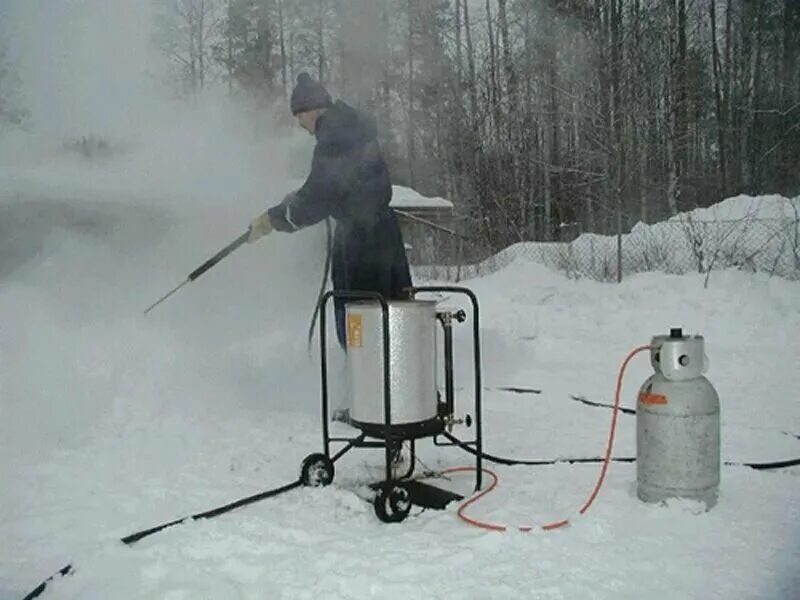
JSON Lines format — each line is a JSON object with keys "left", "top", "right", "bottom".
{"left": 268, "top": 100, "right": 412, "bottom": 304}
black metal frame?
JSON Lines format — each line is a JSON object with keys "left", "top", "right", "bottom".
{"left": 417, "top": 286, "right": 483, "bottom": 491}
{"left": 317, "top": 287, "right": 483, "bottom": 491}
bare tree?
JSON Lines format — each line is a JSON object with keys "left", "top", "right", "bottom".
{"left": 277, "top": 0, "right": 287, "bottom": 101}
{"left": 666, "top": 0, "right": 688, "bottom": 216}
{"left": 154, "top": 0, "right": 224, "bottom": 97}
{"left": 0, "top": 41, "right": 27, "bottom": 126}
{"left": 710, "top": 0, "right": 728, "bottom": 197}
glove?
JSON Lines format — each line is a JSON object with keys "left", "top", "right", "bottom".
{"left": 265, "top": 191, "right": 300, "bottom": 233}
{"left": 247, "top": 211, "right": 273, "bottom": 243}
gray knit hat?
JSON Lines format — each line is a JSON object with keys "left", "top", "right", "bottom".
{"left": 290, "top": 72, "right": 332, "bottom": 115}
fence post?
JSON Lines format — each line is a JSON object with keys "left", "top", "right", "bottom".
{"left": 616, "top": 197, "right": 623, "bottom": 283}
{"left": 456, "top": 235, "right": 463, "bottom": 283}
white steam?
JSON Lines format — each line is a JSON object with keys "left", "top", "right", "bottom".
{"left": 0, "top": 1, "right": 330, "bottom": 462}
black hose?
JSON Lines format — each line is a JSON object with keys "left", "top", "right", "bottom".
{"left": 121, "top": 479, "right": 302, "bottom": 544}
{"left": 442, "top": 432, "right": 800, "bottom": 471}
{"left": 740, "top": 457, "right": 800, "bottom": 470}
{"left": 307, "top": 218, "right": 333, "bottom": 352}
{"left": 568, "top": 394, "right": 636, "bottom": 416}
{"left": 569, "top": 394, "right": 800, "bottom": 440}
{"left": 21, "top": 479, "right": 301, "bottom": 600}
{"left": 442, "top": 432, "right": 636, "bottom": 466}
{"left": 21, "top": 565, "right": 73, "bottom": 600}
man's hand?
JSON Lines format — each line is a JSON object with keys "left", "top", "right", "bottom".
{"left": 247, "top": 212, "right": 274, "bottom": 243}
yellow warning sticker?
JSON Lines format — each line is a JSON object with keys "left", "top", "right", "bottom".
{"left": 347, "top": 314, "right": 363, "bottom": 348}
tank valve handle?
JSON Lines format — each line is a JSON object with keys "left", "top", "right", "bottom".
{"left": 445, "top": 414, "right": 472, "bottom": 431}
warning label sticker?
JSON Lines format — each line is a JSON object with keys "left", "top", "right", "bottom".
{"left": 347, "top": 314, "right": 363, "bottom": 348}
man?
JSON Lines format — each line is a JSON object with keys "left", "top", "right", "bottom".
{"left": 247, "top": 72, "right": 412, "bottom": 349}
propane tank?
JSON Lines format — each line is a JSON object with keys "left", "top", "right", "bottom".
{"left": 637, "top": 329, "right": 720, "bottom": 509}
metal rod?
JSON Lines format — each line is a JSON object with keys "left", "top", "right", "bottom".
{"left": 331, "top": 433, "right": 366, "bottom": 463}
{"left": 393, "top": 208, "right": 464, "bottom": 237}
{"left": 329, "top": 437, "right": 386, "bottom": 447}
{"left": 317, "top": 290, "right": 391, "bottom": 474}
{"left": 413, "top": 286, "right": 483, "bottom": 491}
{"left": 379, "top": 298, "right": 393, "bottom": 484}
{"left": 320, "top": 290, "right": 331, "bottom": 460}
{"left": 143, "top": 231, "right": 249, "bottom": 315}
{"left": 143, "top": 279, "right": 189, "bottom": 315}
{"left": 442, "top": 314, "right": 455, "bottom": 419}
{"left": 470, "top": 290, "right": 484, "bottom": 491}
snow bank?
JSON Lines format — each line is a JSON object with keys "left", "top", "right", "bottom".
{"left": 670, "top": 194, "right": 799, "bottom": 222}
{"left": 424, "top": 195, "right": 800, "bottom": 283}
{"left": 390, "top": 185, "right": 453, "bottom": 209}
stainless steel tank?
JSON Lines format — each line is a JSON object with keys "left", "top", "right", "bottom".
{"left": 346, "top": 300, "right": 438, "bottom": 429}
{"left": 637, "top": 329, "right": 720, "bottom": 509}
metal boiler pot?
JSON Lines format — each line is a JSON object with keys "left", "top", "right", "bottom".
{"left": 346, "top": 300, "right": 441, "bottom": 438}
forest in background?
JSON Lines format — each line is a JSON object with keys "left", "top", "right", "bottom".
{"left": 2, "top": 1, "right": 798, "bottom": 255}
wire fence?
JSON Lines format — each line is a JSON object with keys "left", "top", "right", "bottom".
{"left": 410, "top": 215, "right": 800, "bottom": 284}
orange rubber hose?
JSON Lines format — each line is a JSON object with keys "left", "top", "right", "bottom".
{"left": 446, "top": 345, "right": 651, "bottom": 532}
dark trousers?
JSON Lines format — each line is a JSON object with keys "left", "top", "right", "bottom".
{"left": 329, "top": 212, "right": 412, "bottom": 350}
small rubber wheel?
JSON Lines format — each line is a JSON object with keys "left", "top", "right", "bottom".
{"left": 373, "top": 483, "right": 411, "bottom": 523}
{"left": 300, "top": 453, "right": 334, "bottom": 487}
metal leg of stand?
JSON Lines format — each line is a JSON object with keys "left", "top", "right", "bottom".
{"left": 397, "top": 440, "right": 416, "bottom": 480}
{"left": 331, "top": 433, "right": 366, "bottom": 464}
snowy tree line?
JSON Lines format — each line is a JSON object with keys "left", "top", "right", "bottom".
{"left": 0, "top": 41, "right": 27, "bottom": 127}
{"left": 2, "top": 1, "right": 797, "bottom": 258}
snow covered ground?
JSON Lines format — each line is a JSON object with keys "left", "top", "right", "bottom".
{"left": 1, "top": 150, "right": 799, "bottom": 599}
{"left": 1, "top": 100, "right": 799, "bottom": 598}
